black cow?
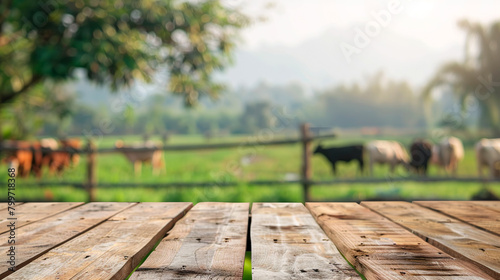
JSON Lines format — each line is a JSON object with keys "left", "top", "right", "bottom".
{"left": 313, "top": 144, "right": 364, "bottom": 175}
{"left": 409, "top": 139, "right": 432, "bottom": 175}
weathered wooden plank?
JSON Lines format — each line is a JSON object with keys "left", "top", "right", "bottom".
{"left": 252, "top": 203, "right": 361, "bottom": 279}
{"left": 0, "top": 202, "right": 134, "bottom": 278}
{"left": 362, "top": 201, "right": 500, "bottom": 279}
{"left": 307, "top": 202, "right": 494, "bottom": 280}
{"left": 0, "top": 203, "right": 20, "bottom": 211}
{"left": 470, "top": 201, "right": 500, "bottom": 213}
{"left": 131, "top": 202, "right": 249, "bottom": 280}
{"left": 0, "top": 202, "right": 84, "bottom": 234}
{"left": 414, "top": 201, "right": 500, "bottom": 235}
{"left": 6, "top": 202, "right": 192, "bottom": 280}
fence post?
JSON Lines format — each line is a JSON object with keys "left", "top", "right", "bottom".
{"left": 161, "top": 133, "right": 169, "bottom": 174}
{"left": 301, "top": 123, "right": 312, "bottom": 202}
{"left": 86, "top": 140, "right": 97, "bottom": 202}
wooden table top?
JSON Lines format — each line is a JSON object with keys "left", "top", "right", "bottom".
{"left": 1, "top": 201, "right": 499, "bottom": 279}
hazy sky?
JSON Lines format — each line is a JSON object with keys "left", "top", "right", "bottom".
{"left": 238, "top": 0, "right": 499, "bottom": 51}
{"left": 213, "top": 0, "right": 499, "bottom": 89}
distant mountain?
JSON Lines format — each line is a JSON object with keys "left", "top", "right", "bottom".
{"left": 221, "top": 26, "right": 463, "bottom": 90}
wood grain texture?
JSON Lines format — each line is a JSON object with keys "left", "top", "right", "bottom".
{"left": 131, "top": 202, "right": 249, "bottom": 280}
{"left": 0, "top": 203, "right": 20, "bottom": 211}
{"left": 307, "top": 202, "right": 494, "bottom": 280}
{"left": 470, "top": 201, "right": 500, "bottom": 213}
{"left": 362, "top": 201, "right": 500, "bottom": 279}
{"left": 6, "top": 202, "right": 192, "bottom": 280}
{"left": 0, "top": 202, "right": 134, "bottom": 278}
{"left": 414, "top": 201, "right": 500, "bottom": 235}
{"left": 0, "top": 202, "right": 84, "bottom": 234}
{"left": 252, "top": 203, "right": 361, "bottom": 280}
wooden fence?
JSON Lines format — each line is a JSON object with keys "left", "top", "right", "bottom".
{"left": 2, "top": 123, "right": 499, "bottom": 202}
{"left": 1, "top": 123, "right": 336, "bottom": 202}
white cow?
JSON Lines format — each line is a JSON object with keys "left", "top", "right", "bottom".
{"left": 40, "top": 138, "right": 59, "bottom": 150}
{"left": 430, "top": 136, "right": 464, "bottom": 175}
{"left": 365, "top": 140, "right": 409, "bottom": 176}
{"left": 115, "top": 140, "right": 164, "bottom": 176}
{"left": 475, "top": 138, "right": 500, "bottom": 178}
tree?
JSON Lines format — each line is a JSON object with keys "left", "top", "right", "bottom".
{"left": 239, "top": 101, "right": 274, "bottom": 134}
{"left": 1, "top": 82, "right": 76, "bottom": 139}
{"left": 0, "top": 0, "right": 249, "bottom": 107}
{"left": 308, "top": 72, "right": 425, "bottom": 129}
{"left": 423, "top": 20, "right": 500, "bottom": 135}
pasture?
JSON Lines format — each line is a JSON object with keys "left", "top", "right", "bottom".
{"left": 3, "top": 134, "right": 499, "bottom": 202}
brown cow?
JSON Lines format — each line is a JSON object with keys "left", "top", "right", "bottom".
{"left": 44, "top": 139, "right": 82, "bottom": 176}
{"left": 30, "top": 138, "right": 59, "bottom": 177}
{"left": 60, "top": 138, "right": 82, "bottom": 166}
{"left": 29, "top": 138, "right": 82, "bottom": 176}
{"left": 3, "top": 141, "right": 42, "bottom": 178}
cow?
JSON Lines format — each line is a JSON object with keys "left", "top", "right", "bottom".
{"left": 115, "top": 140, "right": 164, "bottom": 176}
{"left": 409, "top": 139, "right": 433, "bottom": 175}
{"left": 60, "top": 138, "right": 82, "bottom": 167}
{"left": 40, "top": 138, "right": 58, "bottom": 150}
{"left": 44, "top": 151, "right": 72, "bottom": 176}
{"left": 365, "top": 140, "right": 409, "bottom": 176}
{"left": 32, "top": 138, "right": 82, "bottom": 177}
{"left": 431, "top": 136, "right": 464, "bottom": 175}
{"left": 313, "top": 144, "right": 364, "bottom": 175}
{"left": 28, "top": 138, "right": 59, "bottom": 177}
{"left": 475, "top": 138, "right": 500, "bottom": 178}
{"left": 2, "top": 141, "right": 42, "bottom": 178}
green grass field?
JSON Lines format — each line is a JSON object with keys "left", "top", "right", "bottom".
{"left": 3, "top": 133, "right": 499, "bottom": 202}
{"left": 3, "top": 133, "right": 498, "bottom": 280}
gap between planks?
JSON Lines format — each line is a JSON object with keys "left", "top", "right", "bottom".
{"left": 413, "top": 201, "right": 500, "bottom": 236}
{"left": 307, "top": 202, "right": 494, "bottom": 280}
{"left": 362, "top": 201, "right": 500, "bottom": 279}
{"left": 0, "top": 202, "right": 136, "bottom": 279}
{"left": 252, "top": 203, "right": 361, "bottom": 279}
{"left": 5, "top": 202, "right": 192, "bottom": 280}
{"left": 131, "top": 202, "right": 249, "bottom": 280}
{"left": 0, "top": 202, "right": 84, "bottom": 234}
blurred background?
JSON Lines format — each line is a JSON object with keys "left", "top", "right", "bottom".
{"left": 1, "top": 0, "right": 499, "bottom": 202}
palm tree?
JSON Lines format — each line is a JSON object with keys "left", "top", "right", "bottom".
{"left": 423, "top": 20, "right": 500, "bottom": 135}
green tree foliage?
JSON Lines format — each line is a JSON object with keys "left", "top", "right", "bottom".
{"left": 307, "top": 72, "right": 426, "bottom": 129}
{"left": 238, "top": 101, "right": 274, "bottom": 134}
{"left": 423, "top": 20, "right": 500, "bottom": 134}
{"left": 0, "top": 0, "right": 249, "bottom": 107}
{"left": 1, "top": 82, "right": 76, "bottom": 139}
{"left": 28, "top": 75, "right": 428, "bottom": 137}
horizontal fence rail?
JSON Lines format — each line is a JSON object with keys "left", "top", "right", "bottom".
{"left": 2, "top": 124, "right": 498, "bottom": 202}
{"left": 17, "top": 177, "right": 500, "bottom": 188}
{"left": 0, "top": 124, "right": 330, "bottom": 201}
{"left": 311, "top": 177, "right": 500, "bottom": 184}
{"left": 0, "top": 133, "right": 336, "bottom": 153}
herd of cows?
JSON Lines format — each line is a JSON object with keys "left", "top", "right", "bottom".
{"left": 2, "top": 138, "right": 82, "bottom": 178}
{"left": 314, "top": 137, "right": 500, "bottom": 178}
{"left": 3, "top": 136, "right": 500, "bottom": 179}
{"left": 1, "top": 138, "right": 165, "bottom": 178}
